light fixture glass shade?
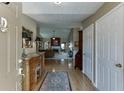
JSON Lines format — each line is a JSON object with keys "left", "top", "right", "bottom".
{"left": 54, "top": 2, "right": 62, "bottom": 5}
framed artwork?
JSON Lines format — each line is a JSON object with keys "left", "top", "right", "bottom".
{"left": 22, "top": 27, "right": 33, "bottom": 48}
{"left": 74, "top": 41, "right": 78, "bottom": 47}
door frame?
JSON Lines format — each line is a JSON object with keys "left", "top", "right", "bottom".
{"left": 82, "top": 24, "right": 95, "bottom": 85}
{"left": 15, "top": 3, "right": 23, "bottom": 90}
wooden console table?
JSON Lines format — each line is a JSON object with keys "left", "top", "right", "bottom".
{"left": 22, "top": 52, "right": 45, "bottom": 91}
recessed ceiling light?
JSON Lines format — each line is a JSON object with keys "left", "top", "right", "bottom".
{"left": 54, "top": 2, "right": 62, "bottom": 5}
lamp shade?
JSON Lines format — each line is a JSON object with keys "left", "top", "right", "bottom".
{"left": 35, "top": 37, "right": 42, "bottom": 41}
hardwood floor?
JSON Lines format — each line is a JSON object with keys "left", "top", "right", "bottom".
{"left": 40, "top": 59, "right": 96, "bottom": 91}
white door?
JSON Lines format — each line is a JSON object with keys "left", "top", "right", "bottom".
{"left": 83, "top": 24, "right": 94, "bottom": 83}
{"left": 95, "top": 4, "right": 124, "bottom": 91}
{"left": 0, "top": 3, "right": 22, "bottom": 90}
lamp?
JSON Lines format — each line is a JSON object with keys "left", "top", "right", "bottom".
{"left": 35, "top": 37, "right": 40, "bottom": 41}
{"left": 35, "top": 36, "right": 43, "bottom": 41}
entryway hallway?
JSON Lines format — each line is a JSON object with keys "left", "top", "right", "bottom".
{"left": 0, "top": 2, "right": 123, "bottom": 91}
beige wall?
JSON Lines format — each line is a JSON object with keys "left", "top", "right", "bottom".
{"left": 82, "top": 2, "right": 120, "bottom": 29}
{"left": 68, "top": 28, "right": 80, "bottom": 50}
{"left": 21, "top": 14, "right": 37, "bottom": 54}
{"left": 73, "top": 28, "right": 80, "bottom": 43}
{"left": 68, "top": 28, "right": 80, "bottom": 60}
{"left": 0, "top": 3, "right": 37, "bottom": 90}
{"left": 67, "top": 28, "right": 80, "bottom": 66}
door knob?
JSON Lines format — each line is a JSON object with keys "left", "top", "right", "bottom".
{"left": 115, "top": 64, "right": 122, "bottom": 68}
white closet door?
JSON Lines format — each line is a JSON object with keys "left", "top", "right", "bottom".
{"left": 95, "top": 4, "right": 124, "bottom": 91}
{"left": 83, "top": 24, "right": 94, "bottom": 82}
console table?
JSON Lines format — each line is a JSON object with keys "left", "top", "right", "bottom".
{"left": 22, "top": 52, "right": 45, "bottom": 91}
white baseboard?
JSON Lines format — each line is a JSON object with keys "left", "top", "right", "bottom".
{"left": 81, "top": 70, "right": 97, "bottom": 89}
{"left": 82, "top": 70, "right": 85, "bottom": 74}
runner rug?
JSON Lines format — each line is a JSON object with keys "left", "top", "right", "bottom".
{"left": 40, "top": 71, "right": 71, "bottom": 91}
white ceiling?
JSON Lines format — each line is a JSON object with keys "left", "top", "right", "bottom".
{"left": 38, "top": 27, "right": 71, "bottom": 42}
{"left": 22, "top": 2, "right": 104, "bottom": 40}
{"left": 28, "top": 14, "right": 88, "bottom": 29}
{"left": 22, "top": 2, "right": 104, "bottom": 28}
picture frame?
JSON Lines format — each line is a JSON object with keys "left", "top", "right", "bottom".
{"left": 74, "top": 41, "right": 78, "bottom": 47}
{"left": 22, "top": 26, "right": 33, "bottom": 48}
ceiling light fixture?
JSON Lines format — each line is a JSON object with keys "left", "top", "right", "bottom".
{"left": 54, "top": 2, "right": 62, "bottom": 5}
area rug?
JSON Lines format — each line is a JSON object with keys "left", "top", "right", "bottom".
{"left": 40, "top": 71, "right": 71, "bottom": 91}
